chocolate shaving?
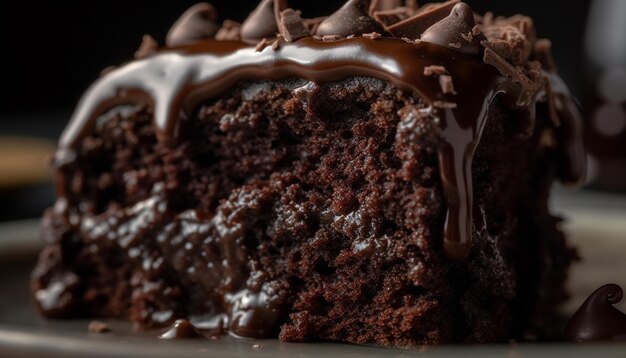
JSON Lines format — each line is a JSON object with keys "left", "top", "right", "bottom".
{"left": 88, "top": 321, "right": 110, "bottom": 333}
{"left": 241, "top": 0, "right": 279, "bottom": 44}
{"left": 135, "top": 35, "right": 158, "bottom": 59}
{"left": 166, "top": 3, "right": 219, "bottom": 47}
{"left": 215, "top": 20, "right": 242, "bottom": 41}
{"left": 483, "top": 46, "right": 540, "bottom": 105}
{"left": 480, "top": 14, "right": 534, "bottom": 65}
{"left": 278, "top": 9, "right": 310, "bottom": 42}
{"left": 373, "top": 8, "right": 411, "bottom": 27}
{"left": 321, "top": 34, "right": 344, "bottom": 42}
{"left": 316, "top": 0, "right": 386, "bottom": 37}
{"left": 460, "top": 31, "right": 473, "bottom": 43}
{"left": 362, "top": 32, "right": 382, "bottom": 39}
{"left": 272, "top": 38, "right": 282, "bottom": 50}
{"left": 255, "top": 38, "right": 270, "bottom": 52}
{"left": 369, "top": 0, "right": 402, "bottom": 13}
{"left": 303, "top": 17, "right": 327, "bottom": 34}
{"left": 387, "top": 0, "right": 460, "bottom": 39}
{"left": 421, "top": 3, "right": 484, "bottom": 56}
{"left": 433, "top": 100, "right": 458, "bottom": 109}
{"left": 423, "top": 65, "right": 447, "bottom": 76}
{"left": 439, "top": 75, "right": 457, "bottom": 95}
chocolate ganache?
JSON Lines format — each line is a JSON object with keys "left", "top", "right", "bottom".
{"left": 54, "top": 0, "right": 584, "bottom": 260}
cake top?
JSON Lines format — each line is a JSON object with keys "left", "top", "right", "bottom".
{"left": 55, "top": 0, "right": 586, "bottom": 260}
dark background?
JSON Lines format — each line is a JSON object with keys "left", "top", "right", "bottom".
{"left": 0, "top": 0, "right": 591, "bottom": 220}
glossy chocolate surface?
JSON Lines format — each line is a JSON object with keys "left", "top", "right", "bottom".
{"left": 565, "top": 284, "right": 626, "bottom": 343}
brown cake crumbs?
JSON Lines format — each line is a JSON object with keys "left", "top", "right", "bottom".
{"left": 88, "top": 321, "right": 110, "bottom": 333}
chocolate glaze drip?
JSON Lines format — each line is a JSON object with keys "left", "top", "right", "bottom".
{"left": 159, "top": 319, "right": 204, "bottom": 339}
{"left": 565, "top": 284, "right": 626, "bottom": 343}
{"left": 55, "top": 3, "right": 585, "bottom": 261}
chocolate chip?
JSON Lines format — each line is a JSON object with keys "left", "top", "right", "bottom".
{"left": 316, "top": 0, "right": 386, "bottom": 37}
{"left": 135, "top": 35, "right": 158, "bottom": 59}
{"left": 423, "top": 65, "right": 447, "bottom": 76}
{"left": 241, "top": 0, "right": 279, "bottom": 44}
{"left": 215, "top": 20, "right": 242, "bottom": 41}
{"left": 278, "top": 8, "right": 310, "bottom": 42}
{"left": 166, "top": 3, "right": 219, "bottom": 47}
{"left": 421, "top": 3, "right": 484, "bottom": 56}
{"left": 386, "top": 0, "right": 460, "bottom": 39}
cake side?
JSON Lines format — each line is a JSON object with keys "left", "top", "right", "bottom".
{"left": 34, "top": 77, "right": 573, "bottom": 345}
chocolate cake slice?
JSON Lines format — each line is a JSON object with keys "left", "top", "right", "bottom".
{"left": 32, "top": 0, "right": 585, "bottom": 346}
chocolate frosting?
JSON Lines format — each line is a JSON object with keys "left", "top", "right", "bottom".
{"left": 565, "top": 284, "right": 626, "bottom": 343}
{"left": 55, "top": 1, "right": 585, "bottom": 261}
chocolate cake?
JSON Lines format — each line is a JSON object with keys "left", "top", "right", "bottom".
{"left": 32, "top": 0, "right": 586, "bottom": 346}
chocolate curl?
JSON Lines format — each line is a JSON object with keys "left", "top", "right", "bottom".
{"left": 316, "top": 0, "right": 386, "bottom": 37}
{"left": 241, "top": 0, "right": 279, "bottom": 43}
{"left": 166, "top": 3, "right": 219, "bottom": 47}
